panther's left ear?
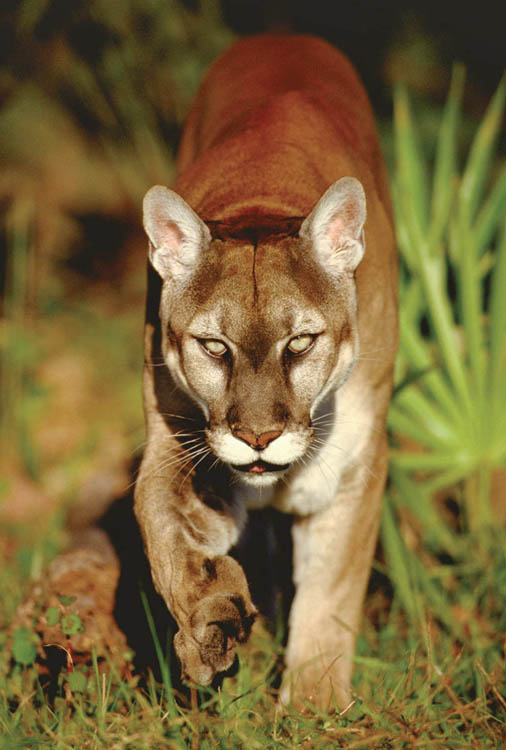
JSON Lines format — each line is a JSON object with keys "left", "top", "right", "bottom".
{"left": 300, "top": 177, "right": 366, "bottom": 275}
{"left": 143, "top": 185, "right": 211, "bottom": 286}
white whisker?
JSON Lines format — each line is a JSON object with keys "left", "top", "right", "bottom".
{"left": 312, "top": 437, "right": 378, "bottom": 482}
{"left": 209, "top": 456, "right": 222, "bottom": 472}
{"left": 143, "top": 361, "right": 168, "bottom": 368}
{"left": 128, "top": 438, "right": 148, "bottom": 456}
{"left": 357, "top": 346, "right": 389, "bottom": 356}
{"left": 311, "top": 411, "right": 335, "bottom": 423}
{"left": 178, "top": 448, "right": 212, "bottom": 490}
{"left": 304, "top": 445, "right": 334, "bottom": 494}
{"left": 158, "top": 412, "right": 201, "bottom": 423}
{"left": 136, "top": 442, "right": 211, "bottom": 489}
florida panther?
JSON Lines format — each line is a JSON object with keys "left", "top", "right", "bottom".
{"left": 135, "top": 34, "right": 397, "bottom": 709}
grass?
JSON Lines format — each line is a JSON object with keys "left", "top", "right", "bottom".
{"left": 1, "top": 1, "right": 506, "bottom": 746}
{"left": 1, "top": 563, "right": 504, "bottom": 748}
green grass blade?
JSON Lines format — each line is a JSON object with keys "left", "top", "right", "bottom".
{"left": 394, "top": 86, "right": 474, "bottom": 413}
{"left": 389, "top": 468, "right": 459, "bottom": 553}
{"left": 454, "top": 209, "right": 485, "bottom": 401}
{"left": 392, "top": 186, "right": 412, "bottom": 269}
{"left": 459, "top": 73, "right": 506, "bottom": 222}
{"left": 397, "top": 323, "right": 464, "bottom": 426}
{"left": 390, "top": 450, "right": 472, "bottom": 474}
{"left": 394, "top": 85, "right": 430, "bottom": 234}
{"left": 381, "top": 494, "right": 422, "bottom": 626}
{"left": 390, "top": 389, "right": 455, "bottom": 445}
{"left": 1, "top": 199, "right": 40, "bottom": 478}
{"left": 428, "top": 64, "right": 465, "bottom": 251}
{"left": 388, "top": 406, "right": 443, "bottom": 448}
{"left": 410, "top": 555, "right": 459, "bottom": 635}
{"left": 396, "top": 281, "right": 465, "bottom": 425}
{"left": 417, "top": 254, "right": 473, "bottom": 415}
{"left": 488, "top": 217, "right": 506, "bottom": 410}
{"left": 140, "top": 589, "right": 178, "bottom": 720}
{"left": 474, "top": 165, "right": 506, "bottom": 256}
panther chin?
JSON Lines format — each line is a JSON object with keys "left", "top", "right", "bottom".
{"left": 231, "top": 459, "right": 291, "bottom": 486}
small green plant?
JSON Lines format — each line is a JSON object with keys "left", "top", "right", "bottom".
{"left": 389, "top": 67, "right": 506, "bottom": 533}
{"left": 44, "top": 597, "right": 85, "bottom": 641}
{"left": 11, "top": 626, "right": 39, "bottom": 667}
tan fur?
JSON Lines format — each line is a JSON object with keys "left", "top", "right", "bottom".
{"left": 135, "top": 34, "right": 397, "bottom": 710}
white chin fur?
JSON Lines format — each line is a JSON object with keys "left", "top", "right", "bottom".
{"left": 231, "top": 469, "right": 286, "bottom": 487}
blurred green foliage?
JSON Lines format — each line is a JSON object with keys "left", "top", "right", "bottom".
{"left": 389, "top": 68, "right": 506, "bottom": 527}
{"left": 0, "top": 0, "right": 235, "bottom": 495}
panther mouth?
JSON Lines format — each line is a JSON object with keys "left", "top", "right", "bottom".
{"left": 232, "top": 459, "right": 290, "bottom": 475}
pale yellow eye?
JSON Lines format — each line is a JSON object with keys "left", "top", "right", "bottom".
{"left": 201, "top": 339, "right": 227, "bottom": 357}
{"left": 287, "top": 334, "right": 314, "bottom": 354}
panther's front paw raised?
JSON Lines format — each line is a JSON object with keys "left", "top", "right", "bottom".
{"left": 173, "top": 592, "right": 257, "bottom": 684}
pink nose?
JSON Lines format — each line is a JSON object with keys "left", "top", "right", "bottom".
{"left": 233, "top": 429, "right": 282, "bottom": 449}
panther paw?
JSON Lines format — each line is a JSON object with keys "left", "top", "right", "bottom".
{"left": 173, "top": 592, "right": 257, "bottom": 685}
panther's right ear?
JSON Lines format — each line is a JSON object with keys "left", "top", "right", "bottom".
{"left": 300, "top": 177, "right": 366, "bottom": 276}
{"left": 143, "top": 186, "right": 211, "bottom": 284}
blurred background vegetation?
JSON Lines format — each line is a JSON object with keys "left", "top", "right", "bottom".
{"left": 0, "top": 1, "right": 505, "bottom": 744}
{"left": 0, "top": 0, "right": 503, "bottom": 521}
{"left": 1, "top": 0, "right": 505, "bottom": 618}
{"left": 0, "top": 0, "right": 235, "bottom": 546}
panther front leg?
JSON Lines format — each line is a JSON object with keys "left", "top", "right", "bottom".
{"left": 281, "top": 436, "right": 388, "bottom": 711}
{"left": 134, "top": 450, "right": 257, "bottom": 686}
{"left": 172, "top": 552, "right": 257, "bottom": 684}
